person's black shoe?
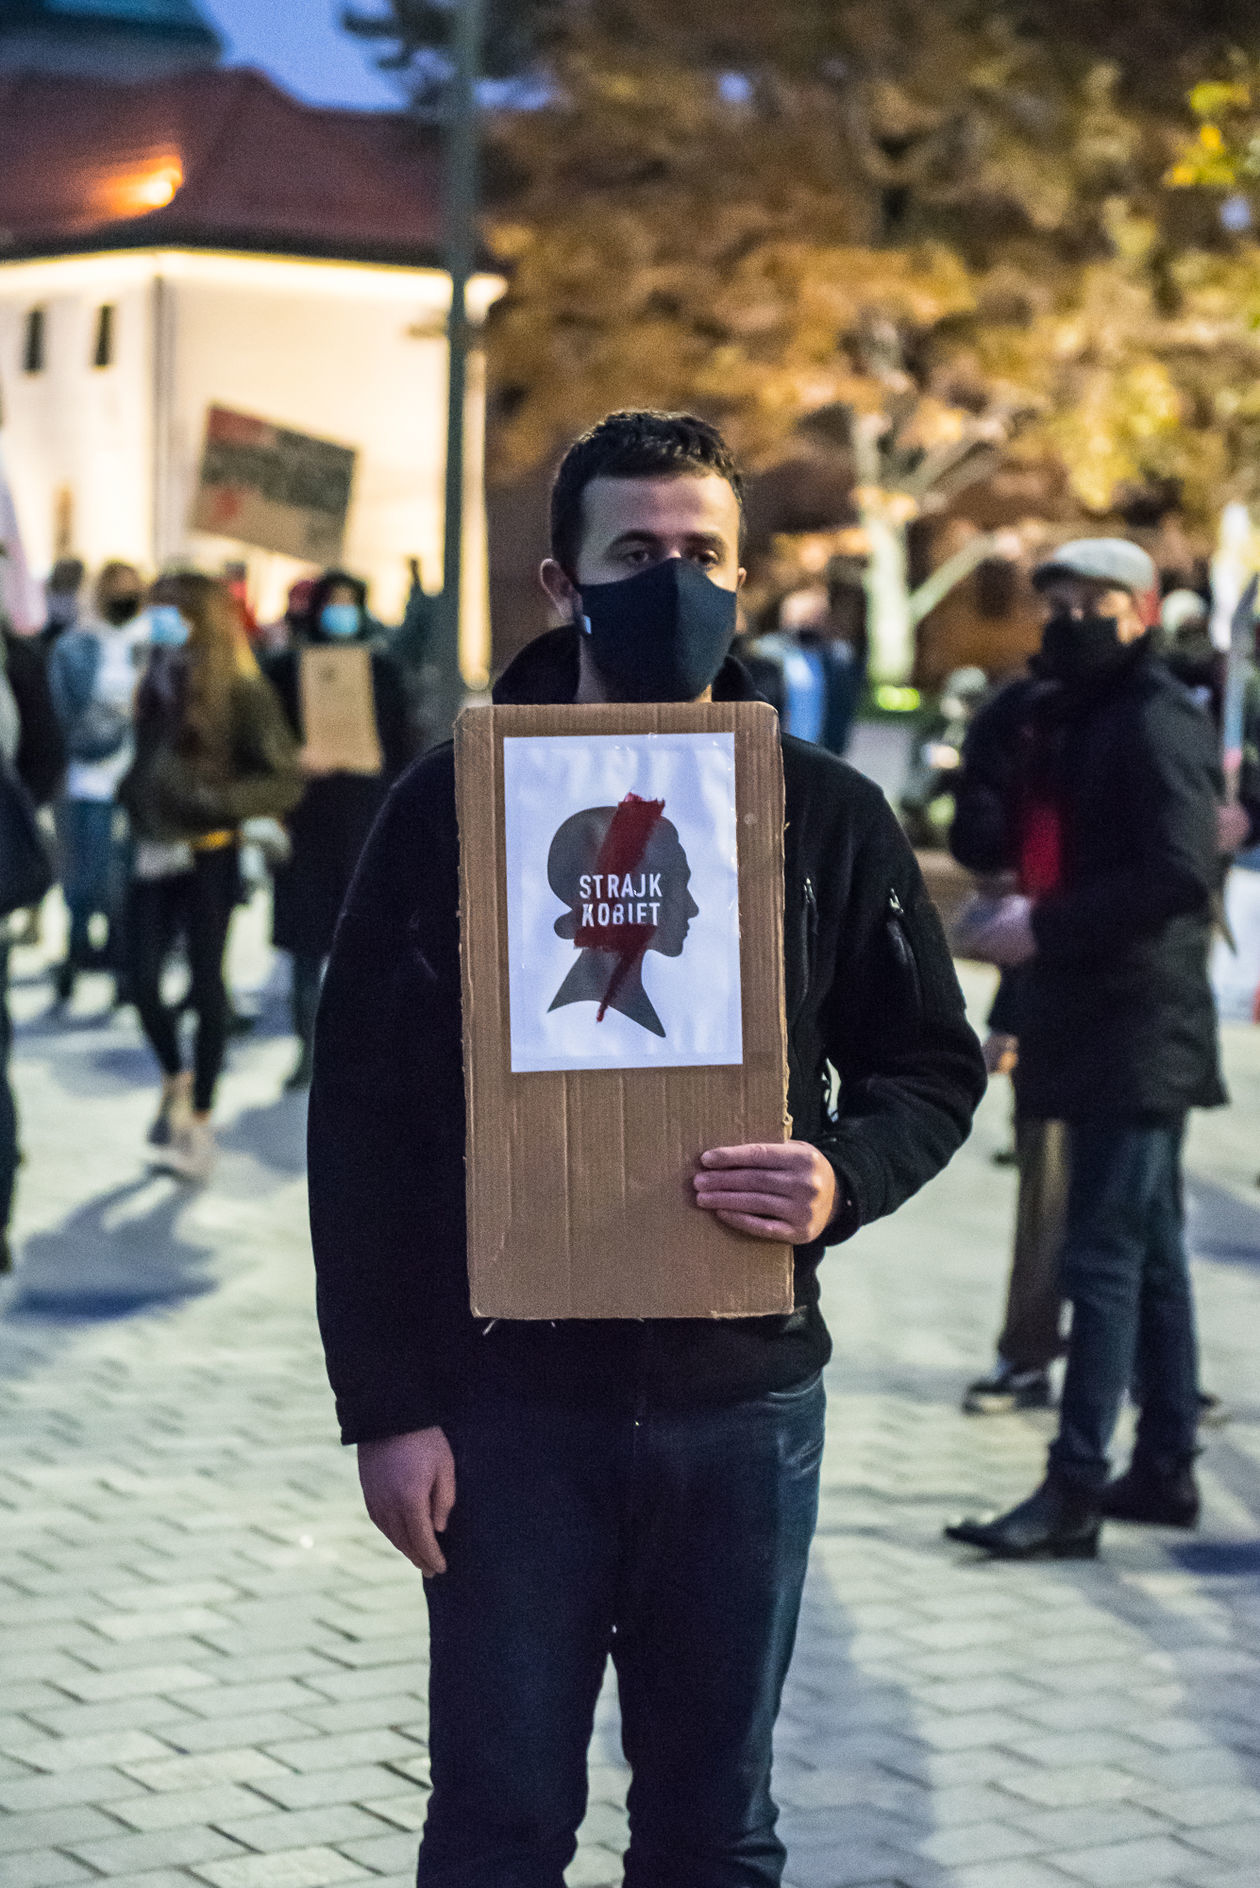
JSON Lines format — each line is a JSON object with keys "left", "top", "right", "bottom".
{"left": 945, "top": 1476, "right": 1101, "bottom": 1559}
{"left": 962, "top": 1362, "right": 1053, "bottom": 1415}
{"left": 1101, "top": 1459, "right": 1200, "bottom": 1529}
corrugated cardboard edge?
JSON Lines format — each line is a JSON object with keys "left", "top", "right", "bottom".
{"left": 456, "top": 701, "right": 793, "bottom": 1320}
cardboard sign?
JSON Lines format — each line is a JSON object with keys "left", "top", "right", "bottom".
{"left": 456, "top": 701, "right": 792, "bottom": 1322}
{"left": 190, "top": 405, "right": 356, "bottom": 563}
{"left": 298, "top": 645, "right": 383, "bottom": 776}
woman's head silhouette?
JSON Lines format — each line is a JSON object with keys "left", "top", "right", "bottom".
{"left": 547, "top": 793, "right": 698, "bottom": 1037}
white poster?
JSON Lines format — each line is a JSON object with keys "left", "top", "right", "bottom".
{"left": 503, "top": 732, "right": 743, "bottom": 1073}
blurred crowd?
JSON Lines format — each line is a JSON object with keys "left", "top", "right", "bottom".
{"left": 0, "top": 554, "right": 431, "bottom": 1259}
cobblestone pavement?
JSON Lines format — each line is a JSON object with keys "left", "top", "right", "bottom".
{"left": 2, "top": 899, "right": 1260, "bottom": 1888}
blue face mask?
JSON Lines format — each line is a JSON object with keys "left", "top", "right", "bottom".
{"left": 320, "top": 602, "right": 360, "bottom": 639}
{"left": 145, "top": 605, "right": 190, "bottom": 648}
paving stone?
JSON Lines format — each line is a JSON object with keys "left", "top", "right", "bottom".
{"left": 109, "top": 1784, "right": 278, "bottom": 1832}
{"left": 65, "top": 1829, "right": 248, "bottom": 1878}
{"left": 0, "top": 1767, "right": 147, "bottom": 1812}
{"left": 0, "top": 1857, "right": 98, "bottom": 1888}
{"left": 120, "top": 1751, "right": 294, "bottom": 1794}
{"left": 212, "top": 1810, "right": 388, "bottom": 1855}
{"left": 191, "top": 1848, "right": 369, "bottom": 1888}
{"left": 1050, "top": 1834, "right": 1207, "bottom": 1883}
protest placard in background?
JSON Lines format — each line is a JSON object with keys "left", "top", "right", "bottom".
{"left": 298, "top": 644, "right": 383, "bottom": 776}
{"left": 456, "top": 700, "right": 791, "bottom": 1322}
{"left": 190, "top": 405, "right": 356, "bottom": 563}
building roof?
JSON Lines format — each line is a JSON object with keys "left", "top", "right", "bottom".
{"left": 0, "top": 66, "right": 444, "bottom": 267}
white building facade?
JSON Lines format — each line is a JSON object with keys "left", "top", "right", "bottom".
{"left": 0, "top": 246, "right": 500, "bottom": 678}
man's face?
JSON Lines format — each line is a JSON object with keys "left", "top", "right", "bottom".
{"left": 541, "top": 472, "right": 744, "bottom": 618}
{"left": 1040, "top": 576, "right": 1146, "bottom": 644}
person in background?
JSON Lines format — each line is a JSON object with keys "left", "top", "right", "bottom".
{"left": 39, "top": 557, "right": 86, "bottom": 651}
{"left": 257, "top": 578, "right": 317, "bottom": 657}
{"left": 0, "top": 621, "right": 64, "bottom": 1272}
{"left": 119, "top": 575, "right": 302, "bottom": 1182}
{"left": 391, "top": 551, "right": 442, "bottom": 743}
{"left": 945, "top": 538, "right": 1222, "bottom": 1557}
{"left": 744, "top": 580, "right": 864, "bottom": 756}
{"left": 264, "top": 569, "right": 414, "bottom": 1091}
{"left": 47, "top": 562, "right": 147, "bottom": 1006}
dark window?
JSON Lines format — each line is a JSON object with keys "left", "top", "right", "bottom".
{"left": 23, "top": 307, "right": 45, "bottom": 374}
{"left": 93, "top": 304, "right": 115, "bottom": 369}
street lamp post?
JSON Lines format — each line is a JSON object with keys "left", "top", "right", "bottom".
{"left": 433, "top": 0, "right": 487, "bottom": 741}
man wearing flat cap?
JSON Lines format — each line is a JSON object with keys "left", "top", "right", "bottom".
{"left": 946, "top": 537, "right": 1224, "bottom": 1558}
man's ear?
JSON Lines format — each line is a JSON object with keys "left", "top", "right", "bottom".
{"left": 540, "top": 558, "right": 580, "bottom": 623}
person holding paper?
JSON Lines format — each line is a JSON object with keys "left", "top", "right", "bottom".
{"left": 309, "top": 411, "right": 986, "bottom": 1888}
{"left": 945, "top": 539, "right": 1224, "bottom": 1558}
{"left": 264, "top": 570, "right": 413, "bottom": 1090}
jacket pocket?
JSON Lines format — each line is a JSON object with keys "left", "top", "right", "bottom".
{"left": 886, "top": 889, "right": 924, "bottom": 1029}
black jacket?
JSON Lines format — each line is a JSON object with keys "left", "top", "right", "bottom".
{"left": 3, "top": 631, "right": 64, "bottom": 806}
{"left": 952, "top": 648, "right": 1224, "bottom": 1120}
{"left": 265, "top": 639, "right": 414, "bottom": 960}
{"left": 309, "top": 628, "right": 986, "bottom": 1443}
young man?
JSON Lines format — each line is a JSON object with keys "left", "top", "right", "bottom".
{"left": 946, "top": 539, "right": 1224, "bottom": 1559}
{"left": 309, "top": 411, "right": 985, "bottom": 1887}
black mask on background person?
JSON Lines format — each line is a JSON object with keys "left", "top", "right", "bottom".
{"left": 578, "top": 557, "right": 738, "bottom": 703}
{"left": 103, "top": 595, "right": 141, "bottom": 627}
{"left": 1039, "top": 609, "right": 1139, "bottom": 688}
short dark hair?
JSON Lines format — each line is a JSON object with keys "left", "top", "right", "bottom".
{"left": 549, "top": 410, "right": 745, "bottom": 577}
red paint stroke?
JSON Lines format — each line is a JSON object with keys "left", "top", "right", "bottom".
{"left": 573, "top": 791, "right": 665, "bottom": 1020}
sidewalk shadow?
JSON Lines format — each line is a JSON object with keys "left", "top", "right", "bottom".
{"left": 217, "top": 1090, "right": 308, "bottom": 1179}
{"left": 5, "top": 1176, "right": 218, "bottom": 1322}
{"left": 1187, "top": 1176, "right": 1260, "bottom": 1272}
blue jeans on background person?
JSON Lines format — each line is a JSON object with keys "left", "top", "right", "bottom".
{"left": 417, "top": 1371, "right": 826, "bottom": 1888}
{"left": 55, "top": 797, "right": 119, "bottom": 969}
{"left": 1049, "top": 1115, "right": 1198, "bottom": 1492}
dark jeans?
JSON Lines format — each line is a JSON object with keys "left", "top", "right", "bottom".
{"left": 418, "top": 1374, "right": 826, "bottom": 1888}
{"left": 0, "top": 945, "right": 14, "bottom": 1235}
{"left": 997, "top": 1116, "right": 1069, "bottom": 1372}
{"left": 127, "top": 848, "right": 239, "bottom": 1114}
{"left": 1049, "top": 1116, "right": 1198, "bottom": 1492}
{"left": 56, "top": 798, "right": 122, "bottom": 968}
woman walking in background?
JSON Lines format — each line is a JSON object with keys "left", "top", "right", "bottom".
{"left": 120, "top": 574, "right": 301, "bottom": 1181}
{"left": 264, "top": 569, "right": 413, "bottom": 1091}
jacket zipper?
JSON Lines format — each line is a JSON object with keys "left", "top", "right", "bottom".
{"left": 794, "top": 875, "right": 818, "bottom": 1024}
{"left": 887, "top": 889, "right": 924, "bottom": 1019}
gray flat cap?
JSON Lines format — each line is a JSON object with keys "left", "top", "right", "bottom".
{"left": 1032, "top": 538, "right": 1158, "bottom": 597}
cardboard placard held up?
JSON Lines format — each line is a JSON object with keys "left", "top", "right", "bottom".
{"left": 456, "top": 701, "right": 793, "bottom": 1321}
{"left": 190, "top": 405, "right": 356, "bottom": 564}
{"left": 298, "top": 644, "right": 383, "bottom": 776}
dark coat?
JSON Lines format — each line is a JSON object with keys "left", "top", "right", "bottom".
{"left": 308, "top": 626, "right": 986, "bottom": 1444}
{"left": 951, "top": 649, "right": 1225, "bottom": 1121}
{"left": 265, "top": 639, "right": 414, "bottom": 960}
{"left": 120, "top": 662, "right": 303, "bottom": 843}
{"left": 3, "top": 631, "right": 64, "bottom": 805}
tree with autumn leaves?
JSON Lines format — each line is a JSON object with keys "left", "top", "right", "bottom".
{"left": 348, "top": 0, "right": 1260, "bottom": 678}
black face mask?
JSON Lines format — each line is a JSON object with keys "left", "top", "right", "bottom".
{"left": 1039, "top": 610, "right": 1136, "bottom": 687}
{"left": 578, "top": 558, "right": 737, "bottom": 703}
{"left": 103, "top": 595, "right": 141, "bottom": 627}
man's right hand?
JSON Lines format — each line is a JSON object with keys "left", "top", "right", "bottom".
{"left": 357, "top": 1427, "right": 456, "bottom": 1577}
